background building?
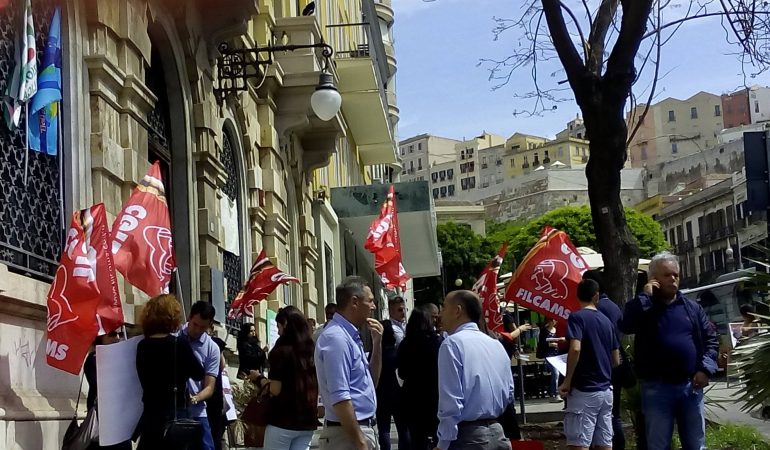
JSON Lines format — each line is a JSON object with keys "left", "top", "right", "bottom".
{"left": 627, "top": 91, "right": 725, "bottom": 168}
{"left": 399, "top": 134, "right": 459, "bottom": 182}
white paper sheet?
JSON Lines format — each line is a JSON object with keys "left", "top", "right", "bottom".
{"left": 222, "top": 370, "right": 237, "bottom": 422}
{"left": 545, "top": 353, "right": 568, "bottom": 377}
{"left": 96, "top": 336, "right": 144, "bottom": 446}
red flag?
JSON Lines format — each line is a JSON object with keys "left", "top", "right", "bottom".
{"left": 473, "top": 243, "right": 507, "bottom": 333}
{"left": 503, "top": 227, "right": 588, "bottom": 323}
{"left": 364, "top": 185, "right": 410, "bottom": 290}
{"left": 111, "top": 162, "right": 176, "bottom": 297}
{"left": 227, "top": 250, "right": 300, "bottom": 319}
{"left": 46, "top": 204, "right": 122, "bottom": 374}
{"left": 0, "top": 0, "right": 9, "bottom": 10}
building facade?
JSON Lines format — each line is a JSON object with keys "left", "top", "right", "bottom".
{"left": 398, "top": 134, "right": 459, "bottom": 182}
{"left": 628, "top": 91, "right": 725, "bottom": 168}
{"left": 0, "top": 0, "right": 403, "bottom": 447}
{"left": 658, "top": 172, "right": 766, "bottom": 287}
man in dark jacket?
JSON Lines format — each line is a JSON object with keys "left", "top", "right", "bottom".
{"left": 620, "top": 252, "right": 718, "bottom": 450}
{"left": 376, "top": 296, "right": 411, "bottom": 450}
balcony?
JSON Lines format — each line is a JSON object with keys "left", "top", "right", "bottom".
{"left": 387, "top": 90, "right": 399, "bottom": 125}
{"left": 696, "top": 226, "right": 736, "bottom": 246}
{"left": 334, "top": 20, "right": 398, "bottom": 165}
{"left": 674, "top": 240, "right": 694, "bottom": 255}
{"left": 374, "top": 0, "right": 395, "bottom": 25}
{"left": 198, "top": 0, "right": 258, "bottom": 47}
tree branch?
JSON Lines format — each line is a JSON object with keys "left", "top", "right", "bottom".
{"left": 604, "top": 0, "right": 655, "bottom": 98}
{"left": 587, "top": 0, "right": 620, "bottom": 75}
{"left": 541, "top": 0, "right": 589, "bottom": 97}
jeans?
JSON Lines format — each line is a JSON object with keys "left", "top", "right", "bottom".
{"left": 547, "top": 360, "right": 559, "bottom": 396}
{"left": 376, "top": 399, "right": 411, "bottom": 450}
{"left": 194, "top": 416, "right": 215, "bottom": 450}
{"left": 641, "top": 381, "right": 706, "bottom": 450}
{"left": 263, "top": 425, "right": 314, "bottom": 450}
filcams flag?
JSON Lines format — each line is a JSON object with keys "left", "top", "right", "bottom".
{"left": 46, "top": 204, "right": 122, "bottom": 374}
{"left": 28, "top": 6, "right": 62, "bottom": 155}
{"left": 472, "top": 243, "right": 507, "bottom": 334}
{"left": 111, "top": 162, "right": 176, "bottom": 297}
{"left": 503, "top": 227, "right": 588, "bottom": 323}
{"left": 364, "top": 185, "right": 410, "bottom": 290}
{"left": 2, "top": 0, "right": 37, "bottom": 130}
{"left": 227, "top": 250, "right": 300, "bottom": 320}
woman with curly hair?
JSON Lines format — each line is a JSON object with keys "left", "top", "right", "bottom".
{"left": 135, "top": 294, "right": 205, "bottom": 449}
{"left": 248, "top": 305, "right": 318, "bottom": 450}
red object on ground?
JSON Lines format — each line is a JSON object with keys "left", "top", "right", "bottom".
{"left": 511, "top": 440, "right": 545, "bottom": 450}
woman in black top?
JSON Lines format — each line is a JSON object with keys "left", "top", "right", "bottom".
{"left": 83, "top": 329, "right": 131, "bottom": 450}
{"left": 248, "top": 305, "right": 318, "bottom": 450}
{"left": 135, "top": 294, "right": 205, "bottom": 450}
{"left": 397, "top": 306, "right": 443, "bottom": 450}
{"left": 237, "top": 323, "right": 266, "bottom": 378}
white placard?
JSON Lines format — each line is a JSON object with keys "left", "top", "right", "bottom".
{"left": 222, "top": 370, "right": 237, "bottom": 422}
{"left": 96, "top": 336, "right": 144, "bottom": 446}
{"left": 219, "top": 196, "right": 240, "bottom": 256}
{"left": 545, "top": 353, "right": 568, "bottom": 377}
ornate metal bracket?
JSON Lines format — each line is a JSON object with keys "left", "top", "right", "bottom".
{"left": 214, "top": 41, "right": 335, "bottom": 103}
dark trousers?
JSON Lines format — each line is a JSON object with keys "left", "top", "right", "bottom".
{"left": 376, "top": 397, "right": 411, "bottom": 450}
{"left": 448, "top": 422, "right": 509, "bottom": 450}
{"left": 407, "top": 422, "right": 437, "bottom": 450}
{"left": 612, "top": 382, "right": 625, "bottom": 450}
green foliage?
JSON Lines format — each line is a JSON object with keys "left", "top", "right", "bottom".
{"left": 672, "top": 423, "right": 770, "bottom": 449}
{"left": 491, "top": 205, "right": 668, "bottom": 262}
{"left": 414, "top": 221, "right": 497, "bottom": 303}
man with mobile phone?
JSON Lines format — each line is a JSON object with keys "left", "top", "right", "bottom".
{"left": 620, "top": 252, "right": 718, "bottom": 450}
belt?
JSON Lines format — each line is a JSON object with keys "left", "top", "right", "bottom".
{"left": 326, "top": 417, "right": 376, "bottom": 427}
{"left": 458, "top": 418, "right": 498, "bottom": 428}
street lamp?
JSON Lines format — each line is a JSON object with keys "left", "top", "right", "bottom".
{"left": 214, "top": 41, "right": 342, "bottom": 121}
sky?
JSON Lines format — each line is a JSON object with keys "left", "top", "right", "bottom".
{"left": 391, "top": 0, "right": 770, "bottom": 142}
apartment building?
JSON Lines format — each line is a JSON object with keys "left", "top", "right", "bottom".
{"left": 478, "top": 145, "right": 506, "bottom": 189}
{"left": 721, "top": 85, "right": 770, "bottom": 128}
{"left": 627, "top": 91, "right": 725, "bottom": 168}
{"left": 456, "top": 132, "right": 505, "bottom": 193}
{"left": 503, "top": 134, "right": 590, "bottom": 178}
{"left": 429, "top": 160, "right": 458, "bottom": 200}
{"left": 399, "top": 134, "right": 460, "bottom": 181}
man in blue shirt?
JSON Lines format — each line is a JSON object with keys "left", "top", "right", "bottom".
{"left": 560, "top": 279, "right": 620, "bottom": 450}
{"left": 182, "top": 301, "right": 221, "bottom": 450}
{"left": 315, "top": 276, "right": 384, "bottom": 450}
{"left": 620, "top": 252, "right": 718, "bottom": 450}
{"left": 582, "top": 270, "right": 627, "bottom": 450}
{"left": 434, "top": 290, "right": 513, "bottom": 450}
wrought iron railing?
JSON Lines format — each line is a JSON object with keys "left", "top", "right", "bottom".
{"left": 0, "top": 0, "right": 62, "bottom": 281}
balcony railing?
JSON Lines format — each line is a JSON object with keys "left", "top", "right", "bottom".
{"left": 674, "top": 240, "right": 694, "bottom": 255}
{"left": 696, "top": 225, "right": 736, "bottom": 246}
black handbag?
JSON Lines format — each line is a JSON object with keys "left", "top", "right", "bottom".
{"left": 62, "top": 374, "right": 99, "bottom": 450}
{"left": 162, "top": 335, "right": 203, "bottom": 450}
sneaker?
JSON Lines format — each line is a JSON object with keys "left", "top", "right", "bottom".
{"left": 550, "top": 396, "right": 562, "bottom": 403}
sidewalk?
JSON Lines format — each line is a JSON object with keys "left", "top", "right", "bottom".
{"left": 705, "top": 381, "right": 770, "bottom": 438}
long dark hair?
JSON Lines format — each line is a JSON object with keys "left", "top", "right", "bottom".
{"left": 274, "top": 306, "right": 318, "bottom": 408}
{"left": 405, "top": 307, "right": 435, "bottom": 339}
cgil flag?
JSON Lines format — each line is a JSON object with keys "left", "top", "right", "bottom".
{"left": 503, "top": 226, "right": 588, "bottom": 323}
{"left": 28, "top": 6, "right": 62, "bottom": 155}
{"left": 46, "top": 204, "right": 122, "bottom": 374}
{"left": 227, "top": 250, "right": 300, "bottom": 320}
{"left": 111, "top": 162, "right": 176, "bottom": 297}
{"left": 2, "top": 0, "right": 37, "bottom": 130}
{"left": 472, "top": 242, "right": 507, "bottom": 334}
{"left": 364, "top": 185, "right": 410, "bottom": 290}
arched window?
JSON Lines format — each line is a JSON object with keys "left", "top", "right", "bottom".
{"left": 221, "top": 130, "right": 243, "bottom": 333}
{"left": 0, "top": 0, "right": 63, "bottom": 281}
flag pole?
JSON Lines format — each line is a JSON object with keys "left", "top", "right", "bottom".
{"left": 174, "top": 267, "right": 186, "bottom": 319}
{"left": 57, "top": 101, "right": 65, "bottom": 243}
{"left": 23, "top": 103, "right": 29, "bottom": 186}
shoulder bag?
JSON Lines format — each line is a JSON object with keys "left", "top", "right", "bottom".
{"left": 162, "top": 335, "right": 203, "bottom": 449}
{"left": 61, "top": 373, "right": 99, "bottom": 450}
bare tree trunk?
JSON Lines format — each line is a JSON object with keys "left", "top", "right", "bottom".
{"left": 583, "top": 104, "right": 639, "bottom": 305}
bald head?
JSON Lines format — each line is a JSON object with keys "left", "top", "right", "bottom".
{"left": 440, "top": 290, "right": 482, "bottom": 334}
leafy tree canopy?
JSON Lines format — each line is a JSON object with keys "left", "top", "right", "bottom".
{"left": 504, "top": 206, "right": 668, "bottom": 262}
